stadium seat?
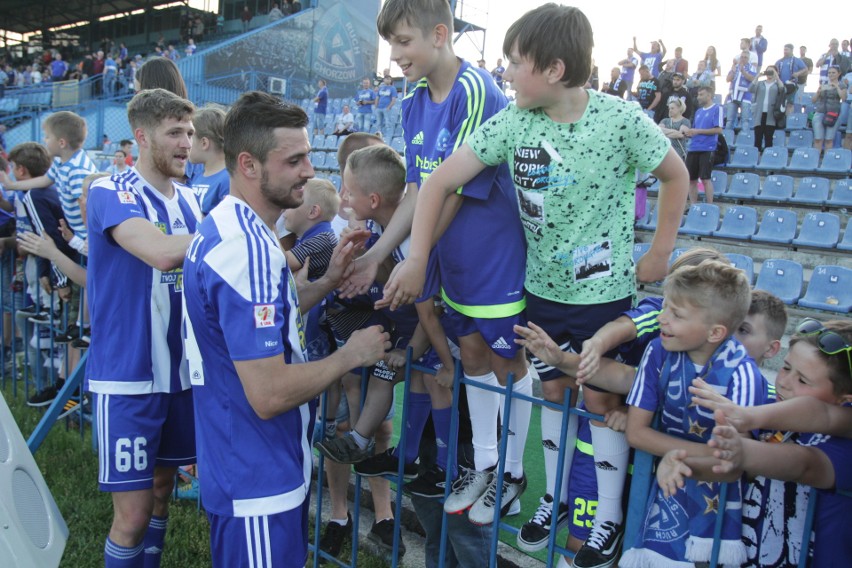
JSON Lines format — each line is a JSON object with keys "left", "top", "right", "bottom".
{"left": 725, "top": 253, "right": 755, "bottom": 284}
{"left": 819, "top": 149, "right": 852, "bottom": 174}
{"left": 791, "top": 176, "right": 830, "bottom": 205}
{"left": 721, "top": 129, "right": 735, "bottom": 148}
{"left": 785, "top": 114, "right": 809, "bottom": 131}
{"left": 756, "top": 174, "right": 793, "bottom": 202}
{"left": 798, "top": 265, "right": 852, "bottom": 313}
{"left": 680, "top": 203, "right": 720, "bottom": 236}
{"left": 635, "top": 205, "right": 659, "bottom": 231}
{"left": 734, "top": 130, "right": 755, "bottom": 148}
{"left": 713, "top": 205, "right": 758, "bottom": 239}
{"left": 755, "top": 148, "right": 788, "bottom": 172}
{"left": 828, "top": 179, "right": 852, "bottom": 207}
{"left": 752, "top": 209, "right": 798, "bottom": 244}
{"left": 727, "top": 146, "right": 759, "bottom": 169}
{"left": 310, "top": 152, "right": 327, "bottom": 169}
{"left": 755, "top": 259, "right": 803, "bottom": 304}
{"left": 322, "top": 136, "right": 339, "bottom": 151}
{"left": 787, "top": 148, "right": 820, "bottom": 172}
{"left": 390, "top": 136, "right": 406, "bottom": 155}
{"left": 668, "top": 247, "right": 689, "bottom": 266}
{"left": 311, "top": 133, "right": 325, "bottom": 148}
{"left": 710, "top": 170, "right": 728, "bottom": 195}
{"left": 726, "top": 172, "right": 760, "bottom": 199}
{"left": 328, "top": 174, "right": 342, "bottom": 192}
{"left": 838, "top": 220, "right": 852, "bottom": 251}
{"left": 792, "top": 212, "right": 840, "bottom": 248}
{"left": 771, "top": 130, "right": 787, "bottom": 148}
{"left": 632, "top": 242, "right": 652, "bottom": 264}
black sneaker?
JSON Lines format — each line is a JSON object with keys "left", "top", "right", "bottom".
{"left": 71, "top": 337, "right": 90, "bottom": 350}
{"left": 572, "top": 520, "right": 624, "bottom": 568}
{"left": 16, "top": 306, "right": 45, "bottom": 318}
{"left": 517, "top": 493, "right": 571, "bottom": 552}
{"left": 405, "top": 465, "right": 447, "bottom": 498}
{"left": 27, "top": 385, "right": 59, "bottom": 407}
{"left": 354, "top": 448, "right": 418, "bottom": 479}
{"left": 318, "top": 512, "right": 352, "bottom": 561}
{"left": 52, "top": 332, "right": 74, "bottom": 344}
{"left": 314, "top": 432, "right": 374, "bottom": 464}
{"left": 367, "top": 518, "right": 406, "bottom": 557}
{"left": 29, "top": 310, "right": 60, "bottom": 324}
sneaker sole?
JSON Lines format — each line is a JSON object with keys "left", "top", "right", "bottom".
{"left": 26, "top": 399, "right": 56, "bottom": 407}
{"left": 313, "top": 441, "right": 368, "bottom": 464}
{"left": 516, "top": 510, "right": 572, "bottom": 552}
{"left": 354, "top": 468, "right": 418, "bottom": 480}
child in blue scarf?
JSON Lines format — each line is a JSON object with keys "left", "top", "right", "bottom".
{"left": 622, "top": 260, "right": 770, "bottom": 567}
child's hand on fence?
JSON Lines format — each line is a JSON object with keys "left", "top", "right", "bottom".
{"left": 657, "top": 449, "right": 691, "bottom": 498}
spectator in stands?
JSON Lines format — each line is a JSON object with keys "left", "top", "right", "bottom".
{"left": 799, "top": 45, "right": 814, "bottom": 90}
{"left": 735, "top": 37, "right": 759, "bottom": 67}
{"left": 602, "top": 67, "right": 627, "bottom": 99}
{"left": 92, "top": 50, "right": 105, "bottom": 97}
{"left": 120, "top": 140, "right": 134, "bottom": 166}
{"left": 241, "top": 5, "right": 252, "bottom": 33}
{"left": 633, "top": 36, "right": 667, "bottom": 77}
{"left": 31, "top": 64, "right": 43, "bottom": 85}
{"left": 656, "top": 71, "right": 693, "bottom": 123}
{"left": 185, "top": 38, "right": 197, "bottom": 57}
{"left": 659, "top": 98, "right": 690, "bottom": 163}
{"left": 285, "top": 0, "right": 302, "bottom": 14}
{"left": 49, "top": 53, "right": 68, "bottom": 82}
{"left": 688, "top": 60, "right": 715, "bottom": 103}
{"left": 844, "top": 39, "right": 851, "bottom": 56}
{"left": 192, "top": 16, "right": 204, "bottom": 41}
{"left": 749, "top": 64, "right": 783, "bottom": 152}
{"left": 108, "top": 150, "right": 129, "bottom": 175}
{"left": 268, "top": 2, "right": 285, "bottom": 21}
{"left": 656, "top": 58, "right": 676, "bottom": 95}
{"left": 618, "top": 48, "right": 639, "bottom": 94}
{"left": 0, "top": 67, "right": 6, "bottom": 99}
{"left": 685, "top": 86, "right": 723, "bottom": 205}
{"left": 843, "top": 74, "right": 852, "bottom": 151}
{"left": 313, "top": 79, "right": 328, "bottom": 137}
{"left": 375, "top": 75, "right": 397, "bottom": 135}
{"left": 587, "top": 61, "right": 599, "bottom": 91}
{"left": 166, "top": 45, "right": 179, "bottom": 61}
{"left": 332, "top": 104, "right": 355, "bottom": 137}
{"left": 672, "top": 47, "right": 688, "bottom": 75}
{"left": 635, "top": 65, "right": 662, "bottom": 119}
{"left": 477, "top": 58, "right": 486, "bottom": 69}
{"left": 725, "top": 50, "right": 756, "bottom": 130}
{"left": 776, "top": 43, "right": 808, "bottom": 114}
{"left": 704, "top": 45, "right": 721, "bottom": 77}
{"left": 817, "top": 39, "right": 849, "bottom": 84}
{"left": 104, "top": 53, "right": 118, "bottom": 98}
{"left": 750, "top": 25, "right": 768, "bottom": 69}
{"left": 118, "top": 42, "right": 128, "bottom": 63}
{"left": 354, "top": 77, "right": 376, "bottom": 132}
{"left": 812, "top": 66, "right": 845, "bottom": 152}
{"left": 491, "top": 58, "right": 506, "bottom": 91}
{"left": 22, "top": 65, "right": 33, "bottom": 86}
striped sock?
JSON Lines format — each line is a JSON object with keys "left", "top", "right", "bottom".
{"left": 104, "top": 537, "right": 144, "bottom": 568}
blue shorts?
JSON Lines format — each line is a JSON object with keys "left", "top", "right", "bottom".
{"left": 525, "top": 293, "right": 632, "bottom": 382}
{"left": 567, "top": 420, "right": 597, "bottom": 542}
{"left": 443, "top": 304, "right": 526, "bottom": 360}
{"left": 207, "top": 501, "right": 309, "bottom": 568}
{"left": 95, "top": 389, "right": 196, "bottom": 492}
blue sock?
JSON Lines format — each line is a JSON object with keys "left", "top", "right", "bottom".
{"left": 142, "top": 515, "right": 168, "bottom": 568}
{"left": 431, "top": 406, "right": 454, "bottom": 474}
{"left": 104, "top": 537, "right": 144, "bottom": 568}
{"left": 394, "top": 392, "right": 431, "bottom": 464}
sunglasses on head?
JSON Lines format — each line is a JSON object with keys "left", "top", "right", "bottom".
{"left": 796, "top": 318, "right": 852, "bottom": 378}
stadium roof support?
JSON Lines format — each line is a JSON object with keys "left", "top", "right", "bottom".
{"left": 0, "top": 0, "right": 183, "bottom": 36}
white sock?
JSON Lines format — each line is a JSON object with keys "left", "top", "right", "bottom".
{"left": 590, "top": 423, "right": 630, "bottom": 525}
{"left": 556, "top": 553, "right": 573, "bottom": 568}
{"left": 465, "top": 371, "right": 500, "bottom": 471}
{"left": 350, "top": 429, "right": 370, "bottom": 450}
{"left": 542, "top": 405, "right": 578, "bottom": 504}
{"left": 330, "top": 517, "right": 349, "bottom": 526}
{"left": 503, "top": 371, "right": 533, "bottom": 479}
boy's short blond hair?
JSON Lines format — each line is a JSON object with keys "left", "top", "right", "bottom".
{"left": 664, "top": 260, "right": 751, "bottom": 334}
{"left": 669, "top": 246, "right": 726, "bottom": 273}
{"left": 748, "top": 290, "right": 787, "bottom": 341}
{"left": 336, "top": 132, "right": 384, "bottom": 173}
{"left": 43, "top": 111, "right": 87, "bottom": 150}
{"left": 193, "top": 104, "right": 227, "bottom": 150}
{"left": 346, "top": 145, "right": 406, "bottom": 202}
{"left": 8, "top": 142, "right": 51, "bottom": 177}
{"left": 304, "top": 178, "right": 340, "bottom": 222}
{"left": 377, "top": 0, "right": 454, "bottom": 39}
{"left": 127, "top": 88, "right": 194, "bottom": 133}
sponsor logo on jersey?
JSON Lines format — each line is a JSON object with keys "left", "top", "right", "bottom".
{"left": 117, "top": 191, "right": 137, "bottom": 204}
{"left": 411, "top": 131, "right": 424, "bottom": 145}
{"left": 172, "top": 218, "right": 186, "bottom": 230}
{"left": 254, "top": 304, "right": 276, "bottom": 328}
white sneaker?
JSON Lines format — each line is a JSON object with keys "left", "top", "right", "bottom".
{"left": 443, "top": 467, "right": 492, "bottom": 514}
{"left": 468, "top": 471, "right": 527, "bottom": 525}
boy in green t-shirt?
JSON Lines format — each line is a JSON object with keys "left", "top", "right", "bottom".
{"left": 383, "top": 5, "right": 687, "bottom": 567}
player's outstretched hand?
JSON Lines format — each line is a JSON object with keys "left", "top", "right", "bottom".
{"left": 689, "top": 378, "right": 752, "bottom": 433}
{"left": 657, "top": 449, "right": 691, "bottom": 498}
{"left": 605, "top": 406, "right": 629, "bottom": 432}
{"left": 578, "top": 336, "right": 603, "bottom": 382}
{"left": 635, "top": 245, "right": 669, "bottom": 283}
{"left": 708, "top": 410, "right": 745, "bottom": 476}
{"left": 326, "top": 228, "right": 370, "bottom": 289}
{"left": 338, "top": 255, "right": 378, "bottom": 299}
{"left": 58, "top": 219, "right": 75, "bottom": 242}
{"left": 346, "top": 325, "right": 391, "bottom": 368}
{"left": 513, "top": 321, "right": 563, "bottom": 368}
{"left": 376, "top": 258, "right": 425, "bottom": 311}
{"left": 17, "top": 231, "right": 59, "bottom": 261}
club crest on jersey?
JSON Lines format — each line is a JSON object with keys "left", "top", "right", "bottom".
{"left": 254, "top": 304, "right": 275, "bottom": 328}
{"left": 117, "top": 191, "right": 137, "bottom": 205}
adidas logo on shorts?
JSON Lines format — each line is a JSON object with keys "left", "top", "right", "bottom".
{"left": 491, "top": 337, "right": 511, "bottom": 350}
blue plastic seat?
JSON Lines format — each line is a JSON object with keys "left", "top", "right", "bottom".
{"left": 771, "top": 130, "right": 787, "bottom": 148}
{"left": 322, "top": 135, "right": 339, "bottom": 151}
{"left": 829, "top": 179, "right": 852, "bottom": 207}
{"left": 756, "top": 174, "right": 794, "bottom": 202}
{"left": 636, "top": 205, "right": 659, "bottom": 230}
{"left": 755, "top": 147, "right": 788, "bottom": 172}
{"left": 755, "top": 259, "right": 804, "bottom": 304}
{"left": 390, "top": 136, "right": 406, "bottom": 155}
{"left": 668, "top": 247, "right": 690, "bottom": 266}
{"left": 721, "top": 129, "right": 735, "bottom": 148}
{"left": 328, "top": 174, "right": 342, "bottom": 192}
{"left": 727, "top": 146, "right": 759, "bottom": 169}
{"left": 734, "top": 130, "right": 755, "bottom": 148}
{"left": 632, "top": 242, "right": 652, "bottom": 264}
{"left": 726, "top": 172, "right": 760, "bottom": 199}
{"left": 787, "top": 148, "right": 820, "bottom": 172}
{"left": 680, "top": 203, "right": 720, "bottom": 236}
{"left": 753, "top": 209, "right": 798, "bottom": 244}
{"left": 791, "top": 176, "right": 830, "bottom": 205}
{"left": 798, "top": 265, "right": 852, "bottom": 313}
{"left": 311, "top": 133, "right": 326, "bottom": 148}
{"left": 785, "top": 114, "right": 809, "bottom": 131}
{"left": 710, "top": 170, "right": 728, "bottom": 195}
{"left": 310, "top": 152, "right": 327, "bottom": 169}
{"left": 713, "top": 206, "right": 758, "bottom": 239}
{"left": 792, "top": 212, "right": 840, "bottom": 248}
{"left": 838, "top": 220, "right": 852, "bottom": 251}
{"left": 819, "top": 149, "right": 852, "bottom": 174}
{"left": 725, "top": 253, "right": 755, "bottom": 284}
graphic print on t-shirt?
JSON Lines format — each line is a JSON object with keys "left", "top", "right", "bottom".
{"left": 513, "top": 145, "right": 552, "bottom": 236}
{"left": 571, "top": 240, "right": 613, "bottom": 282}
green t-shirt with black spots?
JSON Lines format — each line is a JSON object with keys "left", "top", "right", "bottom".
{"left": 468, "top": 89, "right": 670, "bottom": 305}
